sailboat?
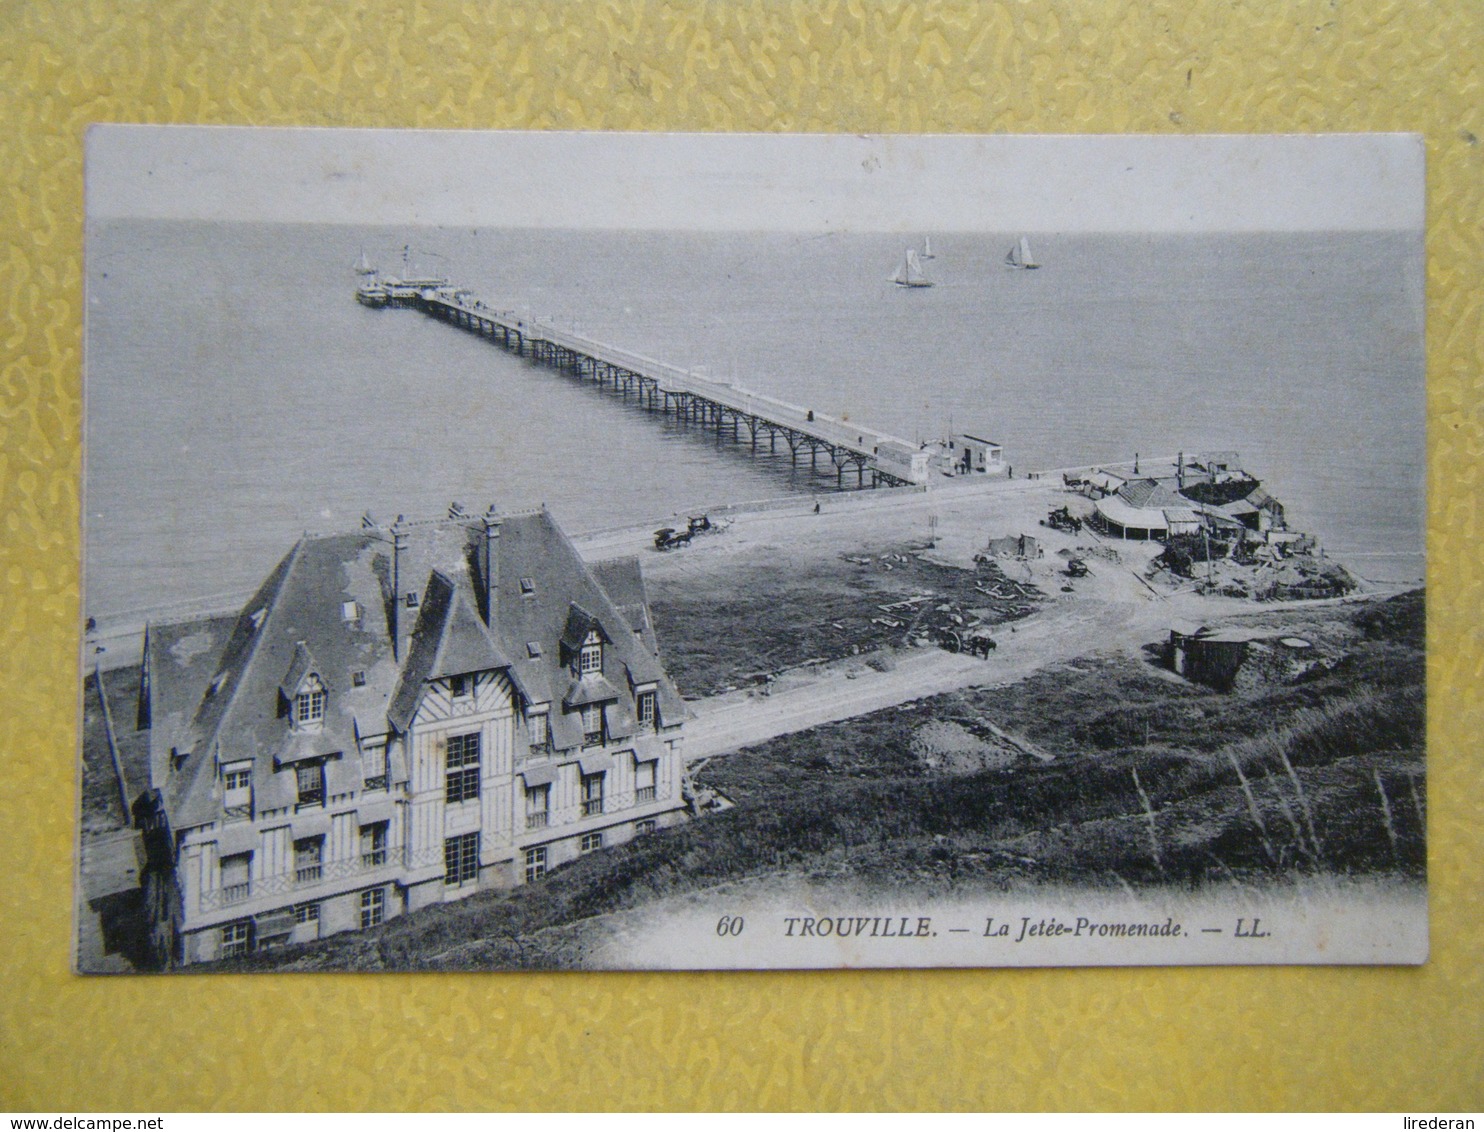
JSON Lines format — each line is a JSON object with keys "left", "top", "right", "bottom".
{"left": 1004, "top": 236, "right": 1040, "bottom": 270}
{"left": 354, "top": 247, "right": 377, "bottom": 276}
{"left": 890, "top": 248, "right": 934, "bottom": 288}
{"left": 921, "top": 236, "right": 936, "bottom": 260}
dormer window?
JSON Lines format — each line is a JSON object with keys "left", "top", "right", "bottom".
{"left": 295, "top": 762, "right": 325, "bottom": 810}
{"left": 580, "top": 703, "right": 605, "bottom": 747}
{"left": 579, "top": 630, "right": 603, "bottom": 676}
{"left": 222, "top": 760, "right": 253, "bottom": 821}
{"left": 637, "top": 690, "right": 657, "bottom": 728}
{"left": 295, "top": 676, "right": 326, "bottom": 727}
{"left": 341, "top": 600, "right": 361, "bottom": 623}
{"left": 449, "top": 674, "right": 470, "bottom": 699}
{"left": 520, "top": 577, "right": 536, "bottom": 596}
{"left": 527, "top": 707, "right": 549, "bottom": 749}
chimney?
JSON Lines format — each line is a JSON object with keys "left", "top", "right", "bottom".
{"left": 391, "top": 516, "right": 409, "bottom": 661}
{"left": 1177, "top": 451, "right": 1185, "bottom": 491}
{"left": 482, "top": 505, "right": 501, "bottom": 627}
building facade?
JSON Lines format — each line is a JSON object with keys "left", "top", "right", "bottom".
{"left": 132, "top": 507, "right": 688, "bottom": 966}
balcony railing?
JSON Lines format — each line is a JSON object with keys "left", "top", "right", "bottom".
{"left": 200, "top": 849, "right": 401, "bottom": 912}
{"left": 295, "top": 791, "right": 324, "bottom": 812}
{"left": 581, "top": 799, "right": 604, "bottom": 818}
{"left": 526, "top": 811, "right": 549, "bottom": 830}
{"left": 223, "top": 803, "right": 252, "bottom": 823}
{"left": 362, "top": 775, "right": 388, "bottom": 792}
{"left": 582, "top": 731, "right": 605, "bottom": 749}
{"left": 221, "top": 882, "right": 251, "bottom": 905}
{"left": 635, "top": 786, "right": 656, "bottom": 803}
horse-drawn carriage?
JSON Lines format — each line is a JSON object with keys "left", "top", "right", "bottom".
{"left": 653, "top": 527, "right": 693, "bottom": 551}
{"left": 1040, "top": 506, "right": 1083, "bottom": 533}
{"left": 938, "top": 627, "right": 998, "bottom": 657}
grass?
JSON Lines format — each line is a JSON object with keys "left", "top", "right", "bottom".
{"left": 210, "top": 589, "right": 1425, "bottom": 973}
{"left": 649, "top": 548, "right": 1039, "bottom": 696}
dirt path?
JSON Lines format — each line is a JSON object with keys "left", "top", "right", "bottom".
{"left": 683, "top": 594, "right": 1175, "bottom": 760}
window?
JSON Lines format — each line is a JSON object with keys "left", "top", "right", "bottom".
{"left": 220, "top": 853, "right": 251, "bottom": 904}
{"left": 220, "top": 920, "right": 252, "bottom": 959}
{"left": 293, "top": 902, "right": 320, "bottom": 924}
{"left": 361, "top": 746, "right": 388, "bottom": 791}
{"left": 295, "top": 762, "right": 325, "bottom": 809}
{"left": 580, "top": 831, "right": 604, "bottom": 854}
{"left": 580, "top": 704, "right": 604, "bottom": 747}
{"left": 579, "top": 630, "right": 603, "bottom": 675}
{"left": 525, "top": 784, "right": 550, "bottom": 829}
{"left": 637, "top": 691, "right": 657, "bottom": 728}
{"left": 528, "top": 710, "right": 549, "bottom": 749}
{"left": 519, "top": 577, "right": 536, "bottom": 596}
{"left": 405, "top": 591, "right": 419, "bottom": 608}
{"left": 223, "top": 765, "right": 252, "bottom": 791}
{"left": 352, "top": 670, "right": 367, "bottom": 687}
{"left": 223, "top": 761, "right": 253, "bottom": 821}
{"left": 445, "top": 733, "right": 481, "bottom": 803}
{"left": 635, "top": 819, "right": 657, "bottom": 836}
{"left": 360, "top": 887, "right": 385, "bottom": 929}
{"left": 360, "top": 822, "right": 388, "bottom": 868}
{"left": 524, "top": 846, "right": 547, "bottom": 884}
{"left": 295, "top": 679, "right": 326, "bottom": 726}
{"left": 581, "top": 772, "right": 605, "bottom": 818}
{"left": 444, "top": 832, "right": 479, "bottom": 886}
{"left": 293, "top": 837, "right": 323, "bottom": 884}
{"left": 449, "top": 674, "right": 470, "bottom": 699}
{"left": 341, "top": 600, "right": 361, "bottom": 623}
{"left": 634, "top": 759, "right": 657, "bottom": 804}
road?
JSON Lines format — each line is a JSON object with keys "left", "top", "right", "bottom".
{"left": 682, "top": 595, "right": 1176, "bottom": 760}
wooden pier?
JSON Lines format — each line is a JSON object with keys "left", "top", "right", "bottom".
{"left": 363, "top": 280, "right": 928, "bottom": 490}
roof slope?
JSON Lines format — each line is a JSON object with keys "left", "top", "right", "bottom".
{"left": 152, "top": 508, "right": 686, "bottom": 829}
{"left": 164, "top": 532, "right": 399, "bottom": 829}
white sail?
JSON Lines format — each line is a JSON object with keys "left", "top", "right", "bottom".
{"left": 922, "top": 236, "right": 935, "bottom": 260}
{"left": 354, "top": 248, "right": 376, "bottom": 275}
{"left": 892, "top": 248, "right": 933, "bottom": 287}
{"left": 1005, "top": 236, "right": 1040, "bottom": 269}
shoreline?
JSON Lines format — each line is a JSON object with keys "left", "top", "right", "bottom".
{"left": 82, "top": 473, "right": 1421, "bottom": 673}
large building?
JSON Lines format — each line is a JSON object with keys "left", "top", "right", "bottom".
{"left": 132, "top": 506, "right": 688, "bottom": 966}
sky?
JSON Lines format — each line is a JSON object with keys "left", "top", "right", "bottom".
{"left": 85, "top": 127, "right": 1424, "bottom": 232}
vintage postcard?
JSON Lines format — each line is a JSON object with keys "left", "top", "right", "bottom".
{"left": 78, "top": 128, "right": 1425, "bottom": 972}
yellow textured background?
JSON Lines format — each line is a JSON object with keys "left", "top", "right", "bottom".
{"left": 1, "top": 0, "right": 1480, "bottom": 1112}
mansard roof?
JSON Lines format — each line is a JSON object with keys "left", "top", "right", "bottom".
{"left": 150, "top": 506, "right": 686, "bottom": 829}
{"left": 481, "top": 509, "right": 687, "bottom": 737}
{"left": 162, "top": 532, "right": 401, "bottom": 829}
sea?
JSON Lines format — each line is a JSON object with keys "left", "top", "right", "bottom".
{"left": 84, "top": 220, "right": 1426, "bottom": 622}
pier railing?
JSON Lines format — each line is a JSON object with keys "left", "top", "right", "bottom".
{"left": 370, "top": 283, "right": 927, "bottom": 490}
